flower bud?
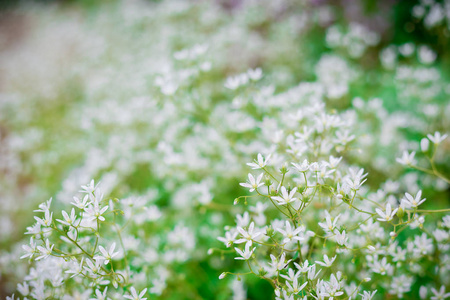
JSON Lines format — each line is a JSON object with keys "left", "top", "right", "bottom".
{"left": 258, "top": 268, "right": 268, "bottom": 277}
{"left": 420, "top": 138, "right": 429, "bottom": 152}
{"left": 396, "top": 207, "right": 405, "bottom": 218}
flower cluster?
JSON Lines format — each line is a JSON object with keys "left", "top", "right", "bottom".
{"left": 0, "top": 0, "right": 448, "bottom": 299}
{"left": 219, "top": 120, "right": 450, "bottom": 299}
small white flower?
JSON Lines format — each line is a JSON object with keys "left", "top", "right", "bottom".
{"left": 124, "top": 287, "right": 147, "bottom": 300}
{"left": 247, "top": 153, "right": 271, "bottom": 169}
{"left": 269, "top": 252, "right": 291, "bottom": 271}
{"left": 315, "top": 254, "right": 336, "bottom": 267}
{"left": 234, "top": 243, "right": 255, "bottom": 260}
{"left": 318, "top": 213, "right": 341, "bottom": 234}
{"left": 34, "top": 198, "right": 52, "bottom": 213}
{"left": 80, "top": 179, "right": 99, "bottom": 194}
{"left": 84, "top": 202, "right": 109, "bottom": 222}
{"left": 396, "top": 151, "right": 416, "bottom": 166}
{"left": 427, "top": 131, "right": 448, "bottom": 144}
{"left": 34, "top": 210, "right": 53, "bottom": 227}
{"left": 276, "top": 221, "right": 304, "bottom": 244}
{"left": 247, "top": 68, "right": 263, "bottom": 81}
{"left": 359, "top": 290, "right": 377, "bottom": 300}
{"left": 285, "top": 277, "right": 307, "bottom": 294}
{"left": 307, "top": 264, "right": 321, "bottom": 280}
{"left": 376, "top": 203, "right": 398, "bottom": 222}
{"left": 272, "top": 186, "right": 298, "bottom": 206}
{"left": 20, "top": 237, "right": 37, "bottom": 260}
{"left": 66, "top": 258, "right": 84, "bottom": 278}
{"left": 56, "top": 208, "right": 79, "bottom": 226}
{"left": 17, "top": 282, "right": 29, "bottom": 296}
{"left": 369, "top": 257, "right": 392, "bottom": 275}
{"left": 401, "top": 190, "right": 426, "bottom": 209}
{"left": 71, "top": 195, "right": 91, "bottom": 210}
{"left": 239, "top": 173, "right": 264, "bottom": 192}
{"left": 224, "top": 76, "right": 241, "bottom": 90}
{"left": 291, "top": 159, "right": 309, "bottom": 172}
{"left": 335, "top": 230, "right": 348, "bottom": 246}
{"left": 294, "top": 260, "right": 309, "bottom": 273}
{"left": 235, "top": 222, "right": 262, "bottom": 246}
{"left": 217, "top": 230, "right": 238, "bottom": 248}
{"left": 83, "top": 258, "right": 103, "bottom": 276}
{"left": 36, "top": 239, "right": 54, "bottom": 260}
{"left": 94, "top": 242, "right": 120, "bottom": 265}
{"left": 328, "top": 156, "right": 343, "bottom": 168}
{"left": 430, "top": 285, "right": 450, "bottom": 300}
{"left": 280, "top": 268, "right": 300, "bottom": 282}
{"left": 89, "top": 287, "right": 110, "bottom": 300}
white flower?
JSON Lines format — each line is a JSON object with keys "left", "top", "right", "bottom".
{"left": 396, "top": 151, "right": 416, "bottom": 165}
{"left": 34, "top": 210, "right": 53, "bottom": 227}
{"left": 315, "top": 254, "right": 336, "bottom": 267}
{"left": 71, "top": 195, "right": 91, "bottom": 210}
{"left": 247, "top": 68, "right": 263, "bottom": 81}
{"left": 328, "top": 156, "right": 342, "bottom": 168}
{"left": 234, "top": 243, "right": 255, "bottom": 260}
{"left": 294, "top": 260, "right": 309, "bottom": 273}
{"left": 124, "top": 287, "right": 147, "bottom": 300}
{"left": 36, "top": 239, "right": 54, "bottom": 260}
{"left": 344, "top": 176, "right": 366, "bottom": 190}
{"left": 286, "top": 277, "right": 307, "bottom": 294}
{"left": 269, "top": 252, "right": 291, "bottom": 271}
{"left": 66, "top": 258, "right": 84, "bottom": 278}
{"left": 276, "top": 221, "right": 305, "bottom": 244}
{"left": 431, "top": 285, "right": 450, "bottom": 300}
{"left": 94, "top": 242, "right": 120, "bottom": 265}
{"left": 17, "top": 282, "right": 29, "bottom": 296}
{"left": 280, "top": 268, "right": 300, "bottom": 282}
{"left": 239, "top": 173, "right": 264, "bottom": 192}
{"left": 217, "top": 230, "right": 238, "bottom": 248}
{"left": 413, "top": 233, "right": 433, "bottom": 255}
{"left": 83, "top": 258, "right": 103, "bottom": 276}
{"left": 417, "top": 45, "right": 437, "bottom": 65}
{"left": 33, "top": 198, "right": 52, "bottom": 213}
{"left": 369, "top": 257, "right": 392, "bottom": 275}
{"left": 359, "top": 290, "right": 377, "bottom": 300}
{"left": 247, "top": 153, "right": 271, "bottom": 169}
{"left": 235, "top": 222, "right": 262, "bottom": 246}
{"left": 307, "top": 264, "right": 321, "bottom": 280}
{"left": 224, "top": 76, "right": 241, "bottom": 90}
{"left": 335, "top": 230, "right": 348, "bottom": 246}
{"left": 89, "top": 287, "right": 110, "bottom": 300}
{"left": 401, "top": 190, "right": 426, "bottom": 209}
{"left": 427, "top": 131, "right": 448, "bottom": 144}
{"left": 80, "top": 179, "right": 99, "bottom": 194}
{"left": 20, "top": 237, "right": 37, "bottom": 260}
{"left": 272, "top": 186, "right": 298, "bottom": 206}
{"left": 56, "top": 208, "right": 79, "bottom": 226}
{"left": 84, "top": 202, "right": 109, "bottom": 222}
{"left": 318, "top": 213, "right": 341, "bottom": 234}
{"left": 291, "top": 159, "right": 309, "bottom": 172}
{"left": 375, "top": 203, "right": 398, "bottom": 222}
